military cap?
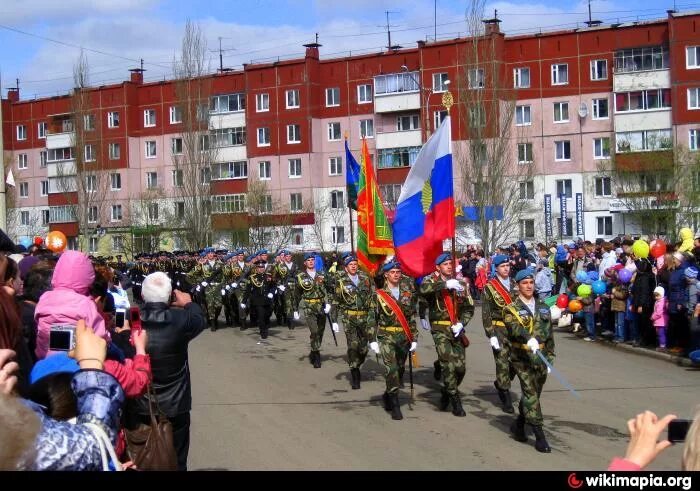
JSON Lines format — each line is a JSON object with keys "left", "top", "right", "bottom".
{"left": 203, "top": 247, "right": 215, "bottom": 253}
{"left": 246, "top": 254, "right": 255, "bottom": 262}
{"left": 435, "top": 252, "right": 452, "bottom": 265}
{"left": 303, "top": 252, "right": 315, "bottom": 261}
{"left": 279, "top": 249, "right": 290, "bottom": 256}
{"left": 343, "top": 255, "right": 358, "bottom": 266}
{"left": 199, "top": 251, "right": 207, "bottom": 257}
{"left": 256, "top": 249, "right": 268, "bottom": 256}
{"left": 253, "top": 259, "right": 266, "bottom": 266}
{"left": 382, "top": 260, "right": 401, "bottom": 272}
{"left": 515, "top": 268, "right": 535, "bottom": 283}
{"left": 493, "top": 254, "right": 509, "bottom": 267}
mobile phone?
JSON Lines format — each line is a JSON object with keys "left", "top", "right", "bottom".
{"left": 115, "top": 309, "right": 125, "bottom": 328}
{"left": 130, "top": 307, "right": 142, "bottom": 333}
{"left": 668, "top": 419, "right": 692, "bottom": 443}
{"left": 49, "top": 324, "right": 76, "bottom": 351}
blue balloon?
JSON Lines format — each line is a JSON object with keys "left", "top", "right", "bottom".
{"left": 575, "top": 270, "right": 588, "bottom": 283}
{"left": 587, "top": 271, "right": 599, "bottom": 283}
{"left": 592, "top": 280, "right": 607, "bottom": 295}
{"left": 18, "top": 236, "right": 31, "bottom": 248}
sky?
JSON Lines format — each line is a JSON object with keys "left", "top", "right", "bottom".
{"left": 0, "top": 0, "right": 696, "bottom": 100}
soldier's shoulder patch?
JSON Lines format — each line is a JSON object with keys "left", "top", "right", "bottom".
{"left": 539, "top": 308, "right": 550, "bottom": 315}
{"left": 504, "top": 314, "right": 514, "bottom": 323}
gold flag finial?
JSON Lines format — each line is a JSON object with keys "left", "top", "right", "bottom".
{"left": 442, "top": 90, "right": 454, "bottom": 113}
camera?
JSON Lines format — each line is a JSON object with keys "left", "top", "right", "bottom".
{"left": 668, "top": 419, "right": 692, "bottom": 443}
{"left": 115, "top": 308, "right": 126, "bottom": 328}
{"left": 49, "top": 324, "right": 76, "bottom": 351}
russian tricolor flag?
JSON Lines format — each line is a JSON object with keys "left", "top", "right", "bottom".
{"left": 391, "top": 116, "right": 455, "bottom": 278}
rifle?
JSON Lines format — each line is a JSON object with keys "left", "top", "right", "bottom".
{"left": 325, "top": 312, "right": 338, "bottom": 347}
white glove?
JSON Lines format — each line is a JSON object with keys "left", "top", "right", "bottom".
{"left": 420, "top": 318, "right": 430, "bottom": 330}
{"left": 267, "top": 292, "right": 274, "bottom": 299}
{"left": 547, "top": 366, "right": 551, "bottom": 374}
{"left": 293, "top": 311, "right": 300, "bottom": 320}
{"left": 450, "top": 322, "right": 464, "bottom": 337}
{"left": 409, "top": 341, "right": 417, "bottom": 352}
{"left": 324, "top": 303, "right": 332, "bottom": 314}
{"left": 526, "top": 337, "right": 540, "bottom": 353}
{"left": 231, "top": 282, "right": 238, "bottom": 289}
{"left": 369, "top": 341, "right": 380, "bottom": 354}
{"left": 456, "top": 264, "right": 462, "bottom": 273}
{"left": 195, "top": 285, "right": 201, "bottom": 292}
{"left": 445, "top": 279, "right": 464, "bottom": 291}
{"left": 331, "top": 322, "right": 339, "bottom": 333}
{"left": 489, "top": 336, "right": 500, "bottom": 350}
{"left": 221, "top": 289, "right": 226, "bottom": 296}
{"left": 278, "top": 285, "right": 286, "bottom": 292}
{"left": 201, "top": 281, "right": 208, "bottom": 287}
{"left": 240, "top": 303, "right": 246, "bottom": 309}
{"left": 225, "top": 285, "right": 231, "bottom": 290}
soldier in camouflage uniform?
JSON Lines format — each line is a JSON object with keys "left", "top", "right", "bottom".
{"left": 272, "top": 249, "right": 297, "bottom": 329}
{"left": 187, "top": 247, "right": 225, "bottom": 331}
{"left": 368, "top": 260, "right": 419, "bottom": 420}
{"left": 223, "top": 249, "right": 247, "bottom": 328}
{"left": 482, "top": 254, "right": 518, "bottom": 413}
{"left": 293, "top": 252, "right": 332, "bottom": 368}
{"left": 419, "top": 252, "right": 474, "bottom": 417}
{"left": 503, "top": 268, "right": 555, "bottom": 453}
{"left": 332, "top": 255, "right": 374, "bottom": 389}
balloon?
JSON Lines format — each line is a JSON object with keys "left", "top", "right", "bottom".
{"left": 649, "top": 240, "right": 667, "bottom": 259}
{"left": 556, "top": 294, "right": 569, "bottom": 309}
{"left": 618, "top": 268, "right": 633, "bottom": 283}
{"left": 33, "top": 236, "right": 43, "bottom": 246}
{"left": 632, "top": 240, "right": 650, "bottom": 259}
{"left": 576, "top": 270, "right": 588, "bottom": 283}
{"left": 587, "top": 271, "right": 599, "bottom": 283}
{"left": 577, "top": 284, "right": 592, "bottom": 297}
{"left": 569, "top": 299, "right": 583, "bottom": 313}
{"left": 46, "top": 231, "right": 67, "bottom": 253}
{"left": 592, "top": 280, "right": 607, "bottom": 295}
{"left": 550, "top": 305, "right": 561, "bottom": 321}
{"left": 18, "top": 237, "right": 31, "bottom": 248}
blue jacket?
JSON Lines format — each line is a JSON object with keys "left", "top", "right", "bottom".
{"left": 668, "top": 267, "right": 689, "bottom": 314}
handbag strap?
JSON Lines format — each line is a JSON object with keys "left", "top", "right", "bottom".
{"left": 83, "top": 422, "right": 123, "bottom": 472}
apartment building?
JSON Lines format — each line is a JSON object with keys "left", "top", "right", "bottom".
{"left": 2, "top": 10, "right": 699, "bottom": 254}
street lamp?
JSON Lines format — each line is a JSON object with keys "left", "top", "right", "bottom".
{"left": 400, "top": 65, "right": 449, "bottom": 140}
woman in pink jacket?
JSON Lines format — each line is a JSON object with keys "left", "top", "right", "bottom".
{"left": 34, "top": 250, "right": 109, "bottom": 360}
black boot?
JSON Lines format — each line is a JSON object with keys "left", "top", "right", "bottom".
{"left": 350, "top": 368, "right": 361, "bottom": 389}
{"left": 510, "top": 415, "right": 528, "bottom": 442}
{"left": 312, "top": 351, "right": 322, "bottom": 368}
{"left": 261, "top": 328, "right": 268, "bottom": 339}
{"left": 225, "top": 315, "right": 232, "bottom": 327}
{"left": 532, "top": 425, "right": 551, "bottom": 453}
{"left": 382, "top": 392, "right": 393, "bottom": 411}
{"left": 433, "top": 360, "right": 442, "bottom": 381}
{"left": 210, "top": 319, "right": 217, "bottom": 332}
{"left": 494, "top": 381, "right": 514, "bottom": 414}
{"left": 398, "top": 366, "right": 405, "bottom": 387}
{"left": 390, "top": 392, "right": 403, "bottom": 420}
{"left": 439, "top": 389, "right": 450, "bottom": 411}
{"left": 450, "top": 393, "right": 466, "bottom": 417}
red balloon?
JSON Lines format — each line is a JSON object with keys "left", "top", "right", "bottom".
{"left": 556, "top": 294, "right": 569, "bottom": 309}
{"left": 33, "top": 236, "right": 43, "bottom": 246}
{"left": 649, "top": 240, "right": 667, "bottom": 259}
{"left": 569, "top": 299, "right": 583, "bottom": 313}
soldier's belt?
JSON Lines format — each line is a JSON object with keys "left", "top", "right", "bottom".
{"left": 512, "top": 342, "right": 544, "bottom": 351}
{"left": 305, "top": 298, "right": 322, "bottom": 303}
{"left": 344, "top": 309, "right": 367, "bottom": 316}
{"left": 492, "top": 320, "right": 505, "bottom": 327}
{"left": 432, "top": 320, "right": 452, "bottom": 326}
{"left": 379, "top": 326, "right": 404, "bottom": 333}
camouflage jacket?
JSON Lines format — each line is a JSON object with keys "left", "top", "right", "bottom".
{"left": 419, "top": 272, "right": 474, "bottom": 328}
{"left": 272, "top": 261, "right": 297, "bottom": 286}
{"left": 293, "top": 269, "right": 330, "bottom": 311}
{"left": 187, "top": 260, "right": 224, "bottom": 286}
{"left": 332, "top": 270, "right": 375, "bottom": 323}
{"left": 502, "top": 296, "right": 555, "bottom": 366}
{"left": 369, "top": 276, "right": 419, "bottom": 340}
{"left": 482, "top": 276, "right": 518, "bottom": 338}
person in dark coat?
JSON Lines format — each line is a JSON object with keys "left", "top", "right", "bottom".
{"left": 631, "top": 259, "right": 657, "bottom": 347}
{"left": 125, "top": 271, "right": 206, "bottom": 471}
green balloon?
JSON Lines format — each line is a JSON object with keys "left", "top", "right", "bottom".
{"left": 577, "top": 284, "right": 592, "bottom": 297}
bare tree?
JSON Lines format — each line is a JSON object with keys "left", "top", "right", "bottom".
{"left": 123, "top": 187, "right": 167, "bottom": 256}
{"left": 456, "top": 0, "right": 536, "bottom": 253}
{"left": 246, "top": 180, "right": 296, "bottom": 252}
{"left": 308, "top": 188, "right": 348, "bottom": 252}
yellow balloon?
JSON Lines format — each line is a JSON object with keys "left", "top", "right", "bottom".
{"left": 632, "top": 239, "right": 649, "bottom": 259}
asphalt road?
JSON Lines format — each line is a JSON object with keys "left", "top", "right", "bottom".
{"left": 186, "top": 307, "right": 700, "bottom": 471}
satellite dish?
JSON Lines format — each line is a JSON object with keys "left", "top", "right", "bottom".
{"left": 578, "top": 102, "right": 588, "bottom": 118}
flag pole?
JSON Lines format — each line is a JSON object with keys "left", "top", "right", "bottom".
{"left": 349, "top": 207, "right": 355, "bottom": 253}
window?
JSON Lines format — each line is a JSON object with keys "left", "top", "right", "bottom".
{"left": 211, "top": 161, "right": 248, "bottom": 180}
{"left": 330, "top": 190, "right": 344, "bottom": 209}
{"left": 111, "top": 204, "right": 122, "bottom": 222}
{"left": 38, "top": 122, "right": 47, "bottom": 139}
{"left": 260, "top": 195, "right": 273, "bottom": 213}
{"left": 289, "top": 158, "right": 302, "bottom": 178}
{"left": 62, "top": 119, "right": 74, "bottom": 133}
{"left": 88, "top": 237, "right": 98, "bottom": 253}
{"left": 40, "top": 180, "right": 48, "bottom": 197}
{"left": 200, "top": 167, "right": 211, "bottom": 184}
{"left": 211, "top": 194, "right": 246, "bottom": 213}
{"left": 378, "top": 146, "right": 421, "bottom": 169}
{"left": 520, "top": 219, "right": 535, "bottom": 239}
{"left": 83, "top": 114, "right": 95, "bottom": 131}
{"left": 84, "top": 144, "right": 95, "bottom": 162}
{"left": 469, "top": 105, "right": 486, "bottom": 127}
{"left": 171, "top": 137, "right": 183, "bottom": 155}
{"left": 41, "top": 209, "right": 49, "bottom": 226}
{"left": 374, "top": 72, "right": 419, "bottom": 94}
{"left": 256, "top": 93, "right": 269, "bottom": 112}
{"left": 519, "top": 181, "right": 534, "bottom": 200}
{"left": 146, "top": 172, "right": 158, "bottom": 189}
{"left": 49, "top": 205, "right": 77, "bottom": 223}
{"left": 175, "top": 201, "right": 185, "bottom": 219}
{"left": 551, "top": 64, "right": 568, "bottom": 85}
{"left": 515, "top": 105, "right": 531, "bottom": 126}
{"left": 555, "top": 140, "right": 571, "bottom": 161}
{"left": 17, "top": 154, "right": 27, "bottom": 169}
{"left": 172, "top": 169, "right": 183, "bottom": 187}
{"left": 592, "top": 98, "right": 609, "bottom": 119}
{"left": 88, "top": 206, "right": 98, "bottom": 223}
{"left": 287, "top": 124, "right": 301, "bottom": 143}
{"left": 145, "top": 140, "right": 156, "bottom": 158}
{"left": 691, "top": 129, "right": 699, "bottom": 151}
{"left": 639, "top": 174, "right": 669, "bottom": 192}
{"left": 210, "top": 93, "right": 246, "bottom": 113}
{"left": 433, "top": 72, "right": 449, "bottom": 92}
{"left": 514, "top": 67, "right": 530, "bottom": 88}
{"left": 614, "top": 46, "right": 669, "bottom": 73}
{"left": 40, "top": 151, "right": 47, "bottom": 168}
{"left": 329, "top": 157, "right": 342, "bottom": 176}
{"left": 19, "top": 182, "right": 28, "bottom": 198}
{"left": 16, "top": 125, "right": 26, "bottom": 141}
{"left": 20, "top": 211, "right": 30, "bottom": 226}
{"left": 286, "top": 89, "right": 300, "bottom": 109}
{"left": 357, "top": 84, "right": 372, "bottom": 103}
{"left": 108, "top": 143, "right": 120, "bottom": 160}
{"left": 359, "top": 119, "right": 374, "bottom": 138}
{"left": 290, "top": 193, "right": 303, "bottom": 212}
{"left": 211, "top": 127, "right": 246, "bottom": 147}
{"left": 110, "top": 173, "right": 121, "bottom": 191}
{"left": 292, "top": 228, "right": 303, "bottom": 246}
{"left": 199, "top": 134, "right": 210, "bottom": 151}
{"left": 595, "top": 177, "right": 612, "bottom": 197}
{"left": 615, "top": 129, "right": 673, "bottom": 152}
{"left": 328, "top": 122, "right": 341, "bottom": 141}
{"left": 259, "top": 161, "right": 271, "bottom": 180}
{"left": 468, "top": 68, "right": 484, "bottom": 89}
{"left": 148, "top": 203, "right": 159, "bottom": 221}
{"left": 326, "top": 87, "right": 340, "bottom": 107}
{"left": 556, "top": 179, "right": 573, "bottom": 198}
{"left": 85, "top": 174, "right": 97, "bottom": 192}
{"left": 257, "top": 127, "right": 270, "bottom": 146}
{"left": 47, "top": 148, "right": 74, "bottom": 162}
{"left": 593, "top": 138, "right": 611, "bottom": 159}
{"left": 108, "top": 112, "right": 119, "bottom": 128}
{"left": 434, "top": 110, "right": 448, "bottom": 130}
{"left": 144, "top": 109, "right": 156, "bottom": 127}
{"left": 687, "top": 46, "right": 700, "bottom": 69}
{"left": 553, "top": 102, "right": 569, "bottom": 123}
{"left": 169, "top": 106, "right": 182, "bottom": 124}
{"left": 112, "top": 236, "right": 124, "bottom": 252}
{"left": 597, "top": 216, "right": 613, "bottom": 236}
{"left": 380, "top": 184, "right": 402, "bottom": 209}
{"left": 689, "top": 88, "right": 700, "bottom": 110}
{"left": 590, "top": 59, "right": 608, "bottom": 80}
{"left": 517, "top": 143, "right": 533, "bottom": 164}
{"left": 397, "top": 114, "right": 420, "bottom": 131}
{"left": 332, "top": 226, "right": 345, "bottom": 244}
{"left": 615, "top": 89, "right": 672, "bottom": 112}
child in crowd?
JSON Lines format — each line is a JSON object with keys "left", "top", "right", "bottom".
{"left": 651, "top": 286, "right": 669, "bottom": 352}
{"left": 610, "top": 271, "right": 629, "bottom": 343}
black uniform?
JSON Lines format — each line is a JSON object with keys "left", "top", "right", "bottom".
{"left": 242, "top": 266, "right": 277, "bottom": 339}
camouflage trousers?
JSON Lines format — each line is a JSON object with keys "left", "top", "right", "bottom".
{"left": 491, "top": 328, "right": 515, "bottom": 391}
{"left": 378, "top": 330, "right": 410, "bottom": 393}
{"left": 204, "top": 285, "right": 223, "bottom": 320}
{"left": 303, "top": 306, "right": 326, "bottom": 351}
{"left": 512, "top": 355, "right": 548, "bottom": 426}
{"left": 431, "top": 328, "right": 466, "bottom": 396}
{"left": 341, "top": 315, "right": 370, "bottom": 369}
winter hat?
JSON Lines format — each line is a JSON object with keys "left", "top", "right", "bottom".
{"left": 29, "top": 352, "right": 79, "bottom": 385}
{"left": 18, "top": 255, "right": 40, "bottom": 281}
{"left": 653, "top": 286, "right": 665, "bottom": 298}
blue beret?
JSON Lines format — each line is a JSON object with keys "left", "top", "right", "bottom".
{"left": 235, "top": 249, "right": 245, "bottom": 255}
{"left": 246, "top": 254, "right": 255, "bottom": 262}
{"left": 435, "top": 252, "right": 452, "bottom": 265}
{"left": 30, "top": 352, "right": 79, "bottom": 385}
{"left": 199, "top": 252, "right": 207, "bottom": 257}
{"left": 382, "top": 260, "right": 401, "bottom": 272}
{"left": 256, "top": 249, "right": 268, "bottom": 256}
{"left": 344, "top": 255, "right": 358, "bottom": 266}
{"left": 224, "top": 253, "right": 234, "bottom": 261}
{"left": 304, "top": 252, "right": 315, "bottom": 260}
{"left": 493, "top": 254, "right": 509, "bottom": 266}
{"left": 204, "top": 247, "right": 214, "bottom": 253}
{"left": 279, "top": 249, "right": 290, "bottom": 256}
{"left": 515, "top": 268, "right": 535, "bottom": 283}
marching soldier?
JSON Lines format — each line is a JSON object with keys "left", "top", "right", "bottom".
{"left": 482, "top": 254, "right": 518, "bottom": 413}
{"left": 223, "top": 249, "right": 247, "bottom": 328}
{"left": 369, "top": 260, "right": 418, "bottom": 420}
{"left": 187, "top": 247, "right": 225, "bottom": 331}
{"left": 240, "top": 259, "right": 277, "bottom": 339}
{"left": 503, "top": 268, "right": 555, "bottom": 453}
{"left": 419, "top": 252, "right": 474, "bottom": 417}
{"left": 273, "top": 249, "right": 297, "bottom": 329}
{"left": 293, "top": 252, "right": 332, "bottom": 369}
{"left": 333, "top": 255, "right": 374, "bottom": 390}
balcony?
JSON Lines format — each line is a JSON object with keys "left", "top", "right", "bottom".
{"left": 375, "top": 129, "right": 422, "bottom": 149}
{"left": 46, "top": 131, "right": 74, "bottom": 150}
{"left": 47, "top": 160, "right": 76, "bottom": 178}
{"left": 613, "top": 150, "right": 673, "bottom": 172}
{"left": 614, "top": 110, "right": 671, "bottom": 133}
{"left": 49, "top": 205, "right": 77, "bottom": 224}
{"left": 374, "top": 92, "right": 420, "bottom": 114}
{"left": 613, "top": 69, "right": 670, "bottom": 93}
